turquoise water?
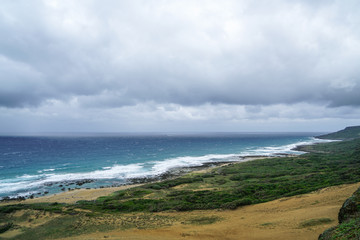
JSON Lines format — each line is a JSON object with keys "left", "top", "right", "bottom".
{"left": 0, "top": 133, "right": 328, "bottom": 199}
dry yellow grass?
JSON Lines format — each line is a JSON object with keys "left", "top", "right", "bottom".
{"left": 54, "top": 182, "right": 360, "bottom": 240}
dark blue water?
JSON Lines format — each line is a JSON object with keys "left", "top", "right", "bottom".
{"left": 0, "top": 133, "right": 328, "bottom": 199}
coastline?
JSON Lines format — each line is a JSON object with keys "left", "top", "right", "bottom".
{"left": 1, "top": 133, "right": 328, "bottom": 202}
{"left": 0, "top": 155, "right": 282, "bottom": 205}
{"left": 0, "top": 134, "right": 322, "bottom": 202}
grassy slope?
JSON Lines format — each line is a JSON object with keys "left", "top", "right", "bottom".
{"left": 317, "top": 126, "right": 360, "bottom": 140}
{"left": 1, "top": 128, "right": 360, "bottom": 239}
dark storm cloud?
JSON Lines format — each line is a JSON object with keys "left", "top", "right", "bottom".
{"left": 1, "top": 0, "right": 360, "bottom": 109}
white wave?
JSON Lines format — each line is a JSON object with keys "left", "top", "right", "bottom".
{"left": 149, "top": 153, "right": 238, "bottom": 175}
{"left": 242, "top": 137, "right": 335, "bottom": 156}
{"left": 15, "top": 174, "right": 40, "bottom": 180}
{"left": 0, "top": 164, "right": 144, "bottom": 195}
{"left": 0, "top": 181, "right": 35, "bottom": 194}
{"left": 1, "top": 190, "right": 41, "bottom": 199}
{"left": 0, "top": 172, "right": 52, "bottom": 194}
{"left": 0, "top": 154, "right": 238, "bottom": 195}
{"left": 38, "top": 168, "right": 56, "bottom": 173}
{"left": 44, "top": 163, "right": 144, "bottom": 182}
{"left": 3, "top": 151, "right": 21, "bottom": 156}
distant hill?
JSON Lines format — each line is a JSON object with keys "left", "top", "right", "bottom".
{"left": 317, "top": 126, "right": 360, "bottom": 140}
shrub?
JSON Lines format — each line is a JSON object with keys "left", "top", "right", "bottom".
{"left": 221, "top": 198, "right": 253, "bottom": 210}
{"left": 0, "top": 223, "right": 13, "bottom": 234}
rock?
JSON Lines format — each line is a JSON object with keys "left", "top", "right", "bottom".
{"left": 17, "top": 196, "right": 25, "bottom": 201}
{"left": 0, "top": 196, "right": 10, "bottom": 202}
{"left": 338, "top": 196, "right": 358, "bottom": 223}
{"left": 75, "top": 179, "right": 94, "bottom": 186}
{"left": 318, "top": 226, "right": 337, "bottom": 240}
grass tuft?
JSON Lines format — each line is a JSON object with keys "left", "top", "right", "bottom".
{"left": 299, "top": 218, "right": 333, "bottom": 228}
{"left": 183, "top": 216, "right": 221, "bottom": 225}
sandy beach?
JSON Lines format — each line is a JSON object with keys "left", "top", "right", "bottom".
{"left": 0, "top": 184, "right": 143, "bottom": 205}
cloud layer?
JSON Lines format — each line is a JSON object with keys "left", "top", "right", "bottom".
{"left": 0, "top": 0, "right": 360, "bottom": 131}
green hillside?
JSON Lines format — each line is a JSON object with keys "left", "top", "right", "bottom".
{"left": 317, "top": 126, "right": 360, "bottom": 140}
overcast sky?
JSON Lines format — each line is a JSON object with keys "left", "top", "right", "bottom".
{"left": 1, "top": 0, "right": 360, "bottom": 133}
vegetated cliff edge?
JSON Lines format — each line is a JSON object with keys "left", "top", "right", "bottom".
{"left": 317, "top": 126, "right": 360, "bottom": 140}
{"left": 319, "top": 187, "right": 360, "bottom": 240}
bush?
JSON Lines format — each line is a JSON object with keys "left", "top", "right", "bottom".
{"left": 221, "top": 198, "right": 253, "bottom": 210}
{"left": 0, "top": 223, "right": 13, "bottom": 234}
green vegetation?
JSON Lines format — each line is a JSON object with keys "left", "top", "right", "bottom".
{"left": 261, "top": 222, "right": 275, "bottom": 227}
{"left": 331, "top": 219, "right": 360, "bottom": 240}
{"left": 11, "top": 215, "right": 91, "bottom": 240}
{"left": 0, "top": 202, "right": 65, "bottom": 215}
{"left": 318, "top": 126, "right": 360, "bottom": 140}
{"left": 0, "top": 209, "right": 177, "bottom": 239}
{"left": 320, "top": 219, "right": 360, "bottom": 240}
{"left": 183, "top": 216, "right": 221, "bottom": 225}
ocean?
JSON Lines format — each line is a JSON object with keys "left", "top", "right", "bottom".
{"left": 0, "top": 133, "right": 330, "bottom": 199}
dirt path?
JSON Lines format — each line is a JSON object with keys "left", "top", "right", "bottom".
{"left": 59, "top": 182, "right": 360, "bottom": 240}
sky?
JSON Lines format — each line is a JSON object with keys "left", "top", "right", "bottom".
{"left": 0, "top": 0, "right": 360, "bottom": 133}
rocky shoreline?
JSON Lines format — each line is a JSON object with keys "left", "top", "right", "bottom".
{"left": 0, "top": 154, "right": 294, "bottom": 204}
{"left": 0, "top": 179, "right": 97, "bottom": 202}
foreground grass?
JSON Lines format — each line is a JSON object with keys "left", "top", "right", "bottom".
{"left": 0, "top": 209, "right": 177, "bottom": 240}
{"left": 1, "top": 137, "right": 360, "bottom": 239}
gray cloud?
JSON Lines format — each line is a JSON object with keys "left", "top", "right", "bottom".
{"left": 0, "top": 0, "right": 360, "bottom": 131}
